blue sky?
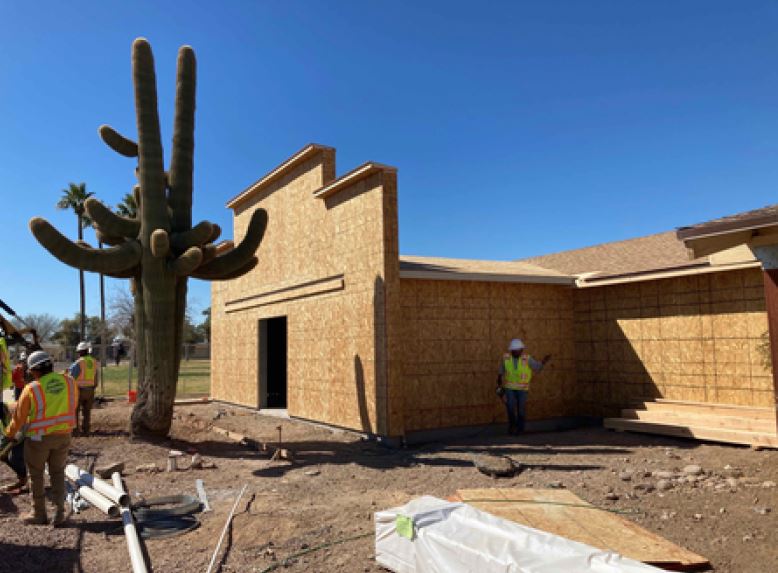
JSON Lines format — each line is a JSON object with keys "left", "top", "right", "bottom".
{"left": 1, "top": 1, "right": 777, "bottom": 322}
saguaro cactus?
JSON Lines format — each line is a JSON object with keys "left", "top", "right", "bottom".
{"left": 30, "top": 38, "right": 267, "bottom": 437}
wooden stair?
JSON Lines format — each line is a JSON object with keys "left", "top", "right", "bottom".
{"left": 604, "top": 399, "right": 778, "bottom": 449}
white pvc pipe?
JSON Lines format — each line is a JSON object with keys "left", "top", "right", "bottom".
{"left": 206, "top": 484, "right": 248, "bottom": 573}
{"left": 76, "top": 483, "right": 120, "bottom": 518}
{"left": 112, "top": 472, "right": 148, "bottom": 573}
{"left": 66, "top": 464, "right": 130, "bottom": 506}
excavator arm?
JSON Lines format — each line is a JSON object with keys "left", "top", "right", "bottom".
{"left": 0, "top": 313, "right": 41, "bottom": 352}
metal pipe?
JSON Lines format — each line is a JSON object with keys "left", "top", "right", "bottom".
{"left": 65, "top": 464, "right": 130, "bottom": 506}
{"left": 75, "top": 482, "right": 120, "bottom": 518}
{"left": 112, "top": 472, "right": 148, "bottom": 573}
{"left": 206, "top": 484, "right": 248, "bottom": 573}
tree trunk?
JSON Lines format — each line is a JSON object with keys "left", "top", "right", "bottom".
{"left": 78, "top": 213, "right": 86, "bottom": 339}
{"left": 99, "top": 239, "right": 106, "bottom": 395}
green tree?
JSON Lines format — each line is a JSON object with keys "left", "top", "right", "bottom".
{"left": 54, "top": 314, "right": 113, "bottom": 350}
{"left": 199, "top": 307, "right": 211, "bottom": 342}
{"left": 12, "top": 313, "right": 60, "bottom": 342}
{"left": 116, "top": 192, "right": 138, "bottom": 218}
{"left": 56, "top": 182, "right": 94, "bottom": 339}
{"left": 108, "top": 285, "right": 135, "bottom": 340}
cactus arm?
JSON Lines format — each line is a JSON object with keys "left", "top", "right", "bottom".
{"left": 199, "top": 240, "right": 233, "bottom": 266}
{"left": 30, "top": 217, "right": 141, "bottom": 273}
{"left": 95, "top": 229, "right": 126, "bottom": 246}
{"left": 199, "top": 244, "right": 216, "bottom": 266}
{"left": 133, "top": 38, "right": 168, "bottom": 233}
{"left": 170, "top": 220, "right": 213, "bottom": 251}
{"left": 104, "top": 267, "right": 140, "bottom": 279}
{"left": 150, "top": 229, "right": 169, "bottom": 258}
{"left": 208, "top": 223, "right": 221, "bottom": 243}
{"left": 98, "top": 125, "right": 138, "bottom": 157}
{"left": 216, "top": 239, "right": 233, "bottom": 254}
{"left": 197, "top": 256, "right": 258, "bottom": 281}
{"left": 168, "top": 45, "right": 196, "bottom": 234}
{"left": 171, "top": 246, "right": 203, "bottom": 276}
{"left": 191, "top": 209, "right": 266, "bottom": 278}
{"left": 85, "top": 198, "right": 140, "bottom": 238}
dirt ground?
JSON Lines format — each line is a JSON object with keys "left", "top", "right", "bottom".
{"left": 0, "top": 401, "right": 776, "bottom": 573}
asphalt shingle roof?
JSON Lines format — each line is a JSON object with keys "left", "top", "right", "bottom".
{"left": 677, "top": 204, "right": 778, "bottom": 240}
{"left": 519, "top": 231, "right": 707, "bottom": 279}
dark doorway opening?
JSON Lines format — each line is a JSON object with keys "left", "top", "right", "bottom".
{"left": 259, "top": 316, "right": 287, "bottom": 409}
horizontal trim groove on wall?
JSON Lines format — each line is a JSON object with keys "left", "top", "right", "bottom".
{"left": 224, "top": 274, "right": 345, "bottom": 313}
{"left": 399, "top": 270, "right": 574, "bottom": 285}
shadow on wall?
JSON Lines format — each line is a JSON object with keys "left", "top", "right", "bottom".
{"left": 354, "top": 355, "right": 371, "bottom": 433}
{"left": 576, "top": 271, "right": 770, "bottom": 417}
{"left": 374, "top": 275, "right": 387, "bottom": 436}
{"left": 349, "top": 277, "right": 387, "bottom": 436}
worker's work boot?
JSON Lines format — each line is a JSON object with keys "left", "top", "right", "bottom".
{"left": 0, "top": 477, "right": 28, "bottom": 494}
{"left": 21, "top": 510, "right": 48, "bottom": 525}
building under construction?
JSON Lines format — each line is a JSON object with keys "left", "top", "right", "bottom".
{"left": 211, "top": 144, "right": 776, "bottom": 445}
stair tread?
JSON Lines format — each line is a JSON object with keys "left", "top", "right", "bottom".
{"left": 622, "top": 408, "right": 774, "bottom": 426}
{"left": 604, "top": 417, "right": 778, "bottom": 448}
{"left": 606, "top": 417, "right": 775, "bottom": 436}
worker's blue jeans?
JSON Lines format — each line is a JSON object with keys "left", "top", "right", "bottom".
{"left": 5, "top": 440, "right": 26, "bottom": 479}
{"left": 505, "top": 389, "right": 528, "bottom": 433}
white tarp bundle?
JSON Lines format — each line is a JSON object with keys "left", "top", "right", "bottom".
{"left": 375, "top": 496, "right": 664, "bottom": 573}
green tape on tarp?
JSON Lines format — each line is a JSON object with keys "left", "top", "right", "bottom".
{"left": 395, "top": 515, "right": 414, "bottom": 539}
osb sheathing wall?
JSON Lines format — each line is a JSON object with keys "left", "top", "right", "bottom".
{"left": 211, "top": 149, "right": 399, "bottom": 435}
{"left": 396, "top": 279, "right": 578, "bottom": 432}
{"left": 574, "top": 267, "right": 772, "bottom": 417}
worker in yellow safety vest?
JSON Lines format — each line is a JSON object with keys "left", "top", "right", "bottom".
{"left": 496, "top": 339, "right": 551, "bottom": 435}
{"left": 0, "top": 335, "right": 11, "bottom": 392}
{"left": 68, "top": 341, "right": 100, "bottom": 436}
{"left": 4, "top": 350, "right": 77, "bottom": 525}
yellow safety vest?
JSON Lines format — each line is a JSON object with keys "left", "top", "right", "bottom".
{"left": 0, "top": 338, "right": 10, "bottom": 390}
{"left": 503, "top": 355, "right": 533, "bottom": 391}
{"left": 27, "top": 372, "right": 77, "bottom": 438}
{"left": 76, "top": 355, "right": 97, "bottom": 387}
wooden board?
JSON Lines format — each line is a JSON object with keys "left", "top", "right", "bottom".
{"left": 620, "top": 408, "right": 776, "bottom": 434}
{"left": 604, "top": 417, "right": 778, "bottom": 449}
{"left": 454, "top": 488, "right": 709, "bottom": 571}
{"left": 648, "top": 400, "right": 775, "bottom": 420}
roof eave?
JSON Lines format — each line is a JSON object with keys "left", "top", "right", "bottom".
{"left": 226, "top": 143, "right": 334, "bottom": 210}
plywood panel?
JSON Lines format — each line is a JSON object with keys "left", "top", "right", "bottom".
{"left": 573, "top": 268, "right": 771, "bottom": 415}
{"left": 398, "top": 278, "right": 577, "bottom": 432}
{"left": 456, "top": 488, "right": 709, "bottom": 569}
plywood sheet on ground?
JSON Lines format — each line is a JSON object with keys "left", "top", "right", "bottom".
{"left": 454, "top": 488, "right": 709, "bottom": 571}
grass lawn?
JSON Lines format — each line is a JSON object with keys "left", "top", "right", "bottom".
{"left": 97, "top": 359, "right": 210, "bottom": 398}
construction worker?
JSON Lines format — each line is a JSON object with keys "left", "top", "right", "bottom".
{"left": 69, "top": 341, "right": 100, "bottom": 436}
{"left": 4, "top": 350, "right": 77, "bottom": 525}
{"left": 1, "top": 352, "right": 30, "bottom": 494}
{"left": 0, "top": 334, "right": 10, "bottom": 393}
{"left": 12, "top": 352, "right": 29, "bottom": 400}
{"left": 0, "top": 400, "right": 27, "bottom": 494}
{"left": 496, "top": 339, "right": 551, "bottom": 435}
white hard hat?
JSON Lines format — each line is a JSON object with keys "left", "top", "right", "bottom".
{"left": 76, "top": 341, "right": 90, "bottom": 352}
{"left": 27, "top": 350, "right": 52, "bottom": 370}
{"left": 508, "top": 339, "right": 525, "bottom": 351}
{"left": 18, "top": 352, "right": 27, "bottom": 361}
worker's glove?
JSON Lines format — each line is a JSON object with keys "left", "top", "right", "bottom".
{"left": 495, "top": 387, "right": 505, "bottom": 398}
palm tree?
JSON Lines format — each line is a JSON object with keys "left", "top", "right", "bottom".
{"left": 116, "top": 192, "right": 138, "bottom": 218}
{"left": 57, "top": 182, "right": 94, "bottom": 339}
